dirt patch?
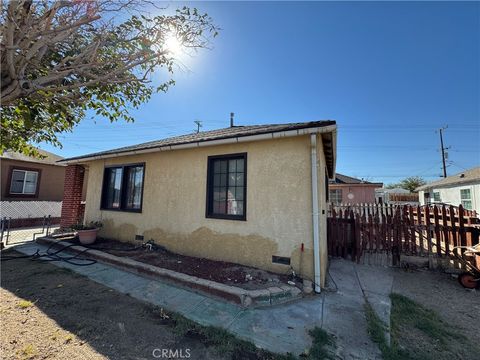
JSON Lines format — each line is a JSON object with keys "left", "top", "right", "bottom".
{"left": 1, "top": 253, "right": 289, "bottom": 360}
{"left": 81, "top": 237, "right": 294, "bottom": 290}
{"left": 391, "top": 268, "right": 480, "bottom": 360}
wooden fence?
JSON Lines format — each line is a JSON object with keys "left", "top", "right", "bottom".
{"left": 327, "top": 204, "right": 480, "bottom": 269}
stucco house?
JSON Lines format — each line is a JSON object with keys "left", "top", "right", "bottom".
{"left": 1, "top": 149, "right": 66, "bottom": 201}
{"left": 328, "top": 173, "right": 383, "bottom": 204}
{"left": 59, "top": 120, "right": 337, "bottom": 290}
{"left": 417, "top": 167, "right": 480, "bottom": 213}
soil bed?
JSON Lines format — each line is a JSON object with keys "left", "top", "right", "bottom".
{"left": 80, "top": 237, "right": 292, "bottom": 290}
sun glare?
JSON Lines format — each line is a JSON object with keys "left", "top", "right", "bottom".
{"left": 164, "top": 33, "right": 183, "bottom": 57}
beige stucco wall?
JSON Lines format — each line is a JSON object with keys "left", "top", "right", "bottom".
{"left": 82, "top": 134, "right": 330, "bottom": 285}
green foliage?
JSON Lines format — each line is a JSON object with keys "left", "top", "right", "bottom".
{"left": 366, "top": 293, "right": 469, "bottom": 360}
{"left": 390, "top": 293, "right": 465, "bottom": 346}
{"left": 170, "top": 312, "right": 296, "bottom": 359}
{"left": 386, "top": 176, "right": 427, "bottom": 192}
{"left": 1, "top": 4, "right": 218, "bottom": 156}
{"left": 306, "top": 327, "right": 335, "bottom": 359}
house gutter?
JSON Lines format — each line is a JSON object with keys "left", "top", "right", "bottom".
{"left": 60, "top": 125, "right": 337, "bottom": 165}
{"left": 310, "top": 133, "right": 321, "bottom": 293}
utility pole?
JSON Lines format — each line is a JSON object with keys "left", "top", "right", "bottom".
{"left": 194, "top": 120, "right": 202, "bottom": 133}
{"left": 438, "top": 126, "right": 448, "bottom": 178}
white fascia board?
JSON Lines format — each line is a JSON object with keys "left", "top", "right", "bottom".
{"left": 61, "top": 125, "right": 337, "bottom": 165}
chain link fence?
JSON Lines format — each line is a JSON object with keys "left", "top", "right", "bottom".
{"left": 0, "top": 201, "right": 61, "bottom": 247}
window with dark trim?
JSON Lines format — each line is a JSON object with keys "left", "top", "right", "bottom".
{"left": 101, "top": 163, "right": 145, "bottom": 212}
{"left": 206, "top": 153, "right": 247, "bottom": 220}
{"left": 9, "top": 169, "right": 39, "bottom": 195}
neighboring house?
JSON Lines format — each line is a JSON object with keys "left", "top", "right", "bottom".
{"left": 59, "top": 121, "right": 337, "bottom": 290}
{"left": 375, "top": 187, "right": 418, "bottom": 205}
{"left": 328, "top": 173, "right": 383, "bottom": 204}
{"left": 0, "top": 149, "right": 66, "bottom": 201}
{"left": 416, "top": 167, "right": 480, "bottom": 213}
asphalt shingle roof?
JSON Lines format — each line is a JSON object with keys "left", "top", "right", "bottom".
{"left": 416, "top": 167, "right": 480, "bottom": 191}
{"left": 329, "top": 173, "right": 382, "bottom": 185}
{"left": 60, "top": 120, "right": 336, "bottom": 163}
{"left": 0, "top": 148, "right": 64, "bottom": 166}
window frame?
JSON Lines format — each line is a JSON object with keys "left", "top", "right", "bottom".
{"left": 205, "top": 153, "right": 247, "bottom": 221}
{"left": 7, "top": 166, "right": 41, "bottom": 198}
{"left": 460, "top": 188, "right": 472, "bottom": 210}
{"left": 100, "top": 162, "right": 146, "bottom": 213}
{"left": 329, "top": 188, "right": 343, "bottom": 204}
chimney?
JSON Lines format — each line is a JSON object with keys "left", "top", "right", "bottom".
{"left": 230, "top": 112, "right": 234, "bottom": 127}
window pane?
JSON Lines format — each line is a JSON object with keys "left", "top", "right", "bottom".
{"left": 104, "top": 168, "right": 123, "bottom": 208}
{"left": 214, "top": 173, "right": 227, "bottom": 187}
{"left": 10, "top": 170, "right": 25, "bottom": 193}
{"left": 236, "top": 159, "right": 244, "bottom": 172}
{"left": 214, "top": 187, "right": 226, "bottom": 201}
{"left": 23, "top": 171, "right": 38, "bottom": 194}
{"left": 462, "top": 200, "right": 472, "bottom": 210}
{"left": 213, "top": 200, "right": 226, "bottom": 214}
{"left": 228, "top": 200, "right": 244, "bottom": 216}
{"left": 229, "top": 159, "right": 236, "bottom": 173}
{"left": 236, "top": 187, "right": 244, "bottom": 200}
{"left": 235, "top": 173, "right": 244, "bottom": 187}
{"left": 460, "top": 189, "right": 471, "bottom": 200}
{"left": 125, "top": 166, "right": 144, "bottom": 210}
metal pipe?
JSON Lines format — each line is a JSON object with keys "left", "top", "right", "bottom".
{"left": 310, "top": 133, "right": 321, "bottom": 293}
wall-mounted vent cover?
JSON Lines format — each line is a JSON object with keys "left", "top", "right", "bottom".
{"left": 135, "top": 235, "right": 144, "bottom": 241}
{"left": 272, "top": 256, "right": 291, "bottom": 265}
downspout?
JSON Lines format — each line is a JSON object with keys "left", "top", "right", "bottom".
{"left": 310, "top": 134, "right": 321, "bottom": 293}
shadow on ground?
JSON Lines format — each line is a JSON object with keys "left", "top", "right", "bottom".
{"left": 1, "top": 254, "right": 227, "bottom": 360}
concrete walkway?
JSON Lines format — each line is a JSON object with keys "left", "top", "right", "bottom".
{"left": 11, "top": 243, "right": 392, "bottom": 359}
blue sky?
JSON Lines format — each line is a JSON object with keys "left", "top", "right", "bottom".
{"left": 41, "top": 1, "right": 480, "bottom": 185}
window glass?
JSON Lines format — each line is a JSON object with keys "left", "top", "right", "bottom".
{"left": 460, "top": 189, "right": 472, "bottom": 209}
{"left": 433, "top": 192, "right": 441, "bottom": 202}
{"left": 207, "top": 154, "right": 246, "bottom": 219}
{"left": 104, "top": 167, "right": 123, "bottom": 209}
{"left": 10, "top": 170, "right": 25, "bottom": 193}
{"left": 125, "top": 166, "right": 144, "bottom": 210}
{"left": 24, "top": 172, "right": 38, "bottom": 194}
{"left": 329, "top": 189, "right": 343, "bottom": 204}
{"left": 9, "top": 170, "right": 38, "bottom": 194}
{"left": 101, "top": 164, "right": 145, "bottom": 211}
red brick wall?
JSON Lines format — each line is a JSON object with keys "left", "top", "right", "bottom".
{"left": 60, "top": 165, "right": 85, "bottom": 228}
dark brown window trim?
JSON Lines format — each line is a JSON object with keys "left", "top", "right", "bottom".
{"left": 6, "top": 165, "right": 42, "bottom": 199}
{"left": 205, "top": 153, "right": 247, "bottom": 221}
{"left": 100, "top": 162, "right": 146, "bottom": 213}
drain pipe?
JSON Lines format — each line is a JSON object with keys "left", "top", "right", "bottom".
{"left": 310, "top": 133, "right": 321, "bottom": 293}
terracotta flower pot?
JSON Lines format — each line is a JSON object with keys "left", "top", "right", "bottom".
{"left": 77, "top": 228, "right": 99, "bottom": 245}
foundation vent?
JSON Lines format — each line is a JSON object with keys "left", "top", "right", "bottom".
{"left": 135, "top": 235, "right": 144, "bottom": 241}
{"left": 272, "top": 256, "right": 291, "bottom": 265}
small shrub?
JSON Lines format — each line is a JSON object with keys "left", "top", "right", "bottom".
{"left": 17, "top": 300, "right": 34, "bottom": 309}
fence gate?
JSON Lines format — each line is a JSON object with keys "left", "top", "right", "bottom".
{"left": 327, "top": 203, "right": 480, "bottom": 270}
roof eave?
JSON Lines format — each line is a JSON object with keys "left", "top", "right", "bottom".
{"left": 59, "top": 125, "right": 337, "bottom": 168}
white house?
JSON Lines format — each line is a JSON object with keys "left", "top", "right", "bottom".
{"left": 416, "top": 167, "right": 480, "bottom": 213}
